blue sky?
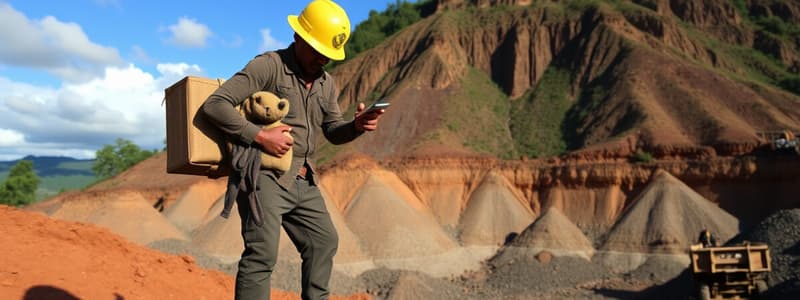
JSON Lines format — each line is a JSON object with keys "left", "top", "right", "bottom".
{"left": 0, "top": 0, "right": 405, "bottom": 160}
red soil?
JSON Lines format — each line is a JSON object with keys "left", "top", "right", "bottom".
{"left": 0, "top": 205, "right": 369, "bottom": 300}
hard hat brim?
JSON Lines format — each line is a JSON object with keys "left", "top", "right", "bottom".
{"left": 288, "top": 15, "right": 346, "bottom": 61}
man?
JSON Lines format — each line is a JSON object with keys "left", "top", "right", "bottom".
{"left": 200, "top": 1, "right": 383, "bottom": 299}
{"left": 698, "top": 228, "right": 717, "bottom": 248}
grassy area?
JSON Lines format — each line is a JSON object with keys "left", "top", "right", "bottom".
{"left": 679, "top": 2, "right": 800, "bottom": 96}
{"left": 442, "top": 67, "right": 517, "bottom": 159}
{"left": 56, "top": 160, "right": 94, "bottom": 172}
{"left": 510, "top": 66, "right": 574, "bottom": 158}
{"left": 36, "top": 175, "right": 98, "bottom": 200}
{"left": 680, "top": 21, "right": 792, "bottom": 92}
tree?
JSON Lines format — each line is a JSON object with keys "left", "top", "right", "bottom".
{"left": 0, "top": 160, "right": 40, "bottom": 206}
{"left": 92, "top": 138, "right": 156, "bottom": 178}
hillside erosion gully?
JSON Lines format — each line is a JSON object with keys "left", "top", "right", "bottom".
{"left": 322, "top": 152, "right": 800, "bottom": 229}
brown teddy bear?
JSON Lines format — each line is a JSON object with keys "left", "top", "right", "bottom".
{"left": 239, "top": 91, "right": 293, "bottom": 172}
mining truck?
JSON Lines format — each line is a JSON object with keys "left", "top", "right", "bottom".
{"left": 756, "top": 130, "right": 799, "bottom": 155}
{"left": 689, "top": 243, "right": 771, "bottom": 300}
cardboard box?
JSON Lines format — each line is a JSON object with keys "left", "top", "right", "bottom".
{"left": 164, "top": 76, "right": 228, "bottom": 177}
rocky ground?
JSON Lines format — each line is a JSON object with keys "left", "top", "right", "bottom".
{"left": 730, "top": 209, "right": 800, "bottom": 300}
{"left": 148, "top": 209, "right": 800, "bottom": 300}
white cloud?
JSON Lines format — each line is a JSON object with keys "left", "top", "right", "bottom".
{"left": 157, "top": 63, "right": 203, "bottom": 78}
{"left": 0, "top": 3, "right": 123, "bottom": 82}
{"left": 167, "top": 17, "right": 213, "bottom": 48}
{"left": 259, "top": 28, "right": 287, "bottom": 52}
{"left": 0, "top": 62, "right": 203, "bottom": 160}
{"left": 0, "top": 128, "right": 24, "bottom": 147}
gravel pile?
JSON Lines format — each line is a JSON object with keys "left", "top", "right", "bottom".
{"left": 143, "top": 171, "right": 799, "bottom": 300}
{"left": 453, "top": 254, "right": 613, "bottom": 299}
{"left": 458, "top": 172, "right": 534, "bottom": 246}
{"left": 345, "top": 175, "right": 457, "bottom": 259}
{"left": 493, "top": 207, "right": 594, "bottom": 262}
{"left": 149, "top": 238, "right": 367, "bottom": 295}
{"left": 601, "top": 170, "right": 739, "bottom": 254}
{"left": 357, "top": 268, "right": 466, "bottom": 300}
{"left": 731, "top": 208, "right": 800, "bottom": 300}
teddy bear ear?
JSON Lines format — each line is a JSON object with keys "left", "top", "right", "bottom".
{"left": 242, "top": 97, "right": 253, "bottom": 116}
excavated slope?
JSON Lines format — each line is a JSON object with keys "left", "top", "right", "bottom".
{"left": 86, "top": 152, "right": 224, "bottom": 206}
{"left": 331, "top": 1, "right": 800, "bottom": 159}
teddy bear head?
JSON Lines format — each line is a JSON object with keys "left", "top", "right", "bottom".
{"left": 242, "top": 91, "right": 289, "bottom": 124}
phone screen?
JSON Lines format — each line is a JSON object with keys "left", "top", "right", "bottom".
{"left": 366, "top": 99, "right": 390, "bottom": 113}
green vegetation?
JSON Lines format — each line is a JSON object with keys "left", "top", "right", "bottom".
{"left": 443, "top": 67, "right": 517, "bottom": 159}
{"left": 724, "top": 0, "right": 800, "bottom": 95}
{"left": 631, "top": 149, "right": 655, "bottom": 163}
{"left": 564, "top": 0, "right": 608, "bottom": 13}
{"left": 781, "top": 75, "right": 800, "bottom": 95}
{"left": 732, "top": 2, "right": 800, "bottom": 38}
{"left": 93, "top": 138, "right": 157, "bottom": 178}
{"left": 36, "top": 174, "right": 96, "bottom": 199}
{"left": 731, "top": 0, "right": 747, "bottom": 16}
{"left": 0, "top": 160, "right": 40, "bottom": 206}
{"left": 511, "top": 66, "right": 574, "bottom": 158}
{"left": 344, "top": 0, "right": 435, "bottom": 60}
{"left": 755, "top": 15, "right": 790, "bottom": 35}
{"left": 680, "top": 21, "right": 797, "bottom": 96}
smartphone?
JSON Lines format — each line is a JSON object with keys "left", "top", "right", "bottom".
{"left": 365, "top": 99, "right": 390, "bottom": 113}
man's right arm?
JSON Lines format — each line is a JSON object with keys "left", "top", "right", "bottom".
{"left": 201, "top": 55, "right": 275, "bottom": 145}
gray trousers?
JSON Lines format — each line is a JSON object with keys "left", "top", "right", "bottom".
{"left": 234, "top": 174, "right": 338, "bottom": 300}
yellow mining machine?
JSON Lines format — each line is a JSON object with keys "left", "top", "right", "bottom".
{"left": 756, "top": 129, "right": 799, "bottom": 154}
{"left": 689, "top": 242, "right": 771, "bottom": 300}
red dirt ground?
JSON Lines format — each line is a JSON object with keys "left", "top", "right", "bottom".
{"left": 0, "top": 205, "right": 369, "bottom": 300}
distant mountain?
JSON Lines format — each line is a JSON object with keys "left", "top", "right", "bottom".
{"left": 0, "top": 155, "right": 95, "bottom": 177}
{"left": 0, "top": 155, "right": 97, "bottom": 200}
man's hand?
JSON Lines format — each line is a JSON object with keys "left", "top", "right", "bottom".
{"left": 354, "top": 102, "right": 384, "bottom": 132}
{"left": 254, "top": 125, "right": 293, "bottom": 157}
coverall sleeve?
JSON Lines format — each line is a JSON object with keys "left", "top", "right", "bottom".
{"left": 200, "top": 54, "right": 276, "bottom": 144}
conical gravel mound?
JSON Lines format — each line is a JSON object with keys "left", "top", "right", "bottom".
{"left": 50, "top": 190, "right": 188, "bottom": 245}
{"left": 458, "top": 172, "right": 534, "bottom": 246}
{"left": 600, "top": 170, "right": 739, "bottom": 254}
{"left": 319, "top": 187, "right": 372, "bottom": 265}
{"left": 345, "top": 174, "right": 457, "bottom": 258}
{"left": 492, "top": 207, "right": 594, "bottom": 263}
{"left": 189, "top": 198, "right": 299, "bottom": 263}
{"left": 164, "top": 180, "right": 226, "bottom": 232}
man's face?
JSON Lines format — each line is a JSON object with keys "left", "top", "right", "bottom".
{"left": 295, "top": 36, "right": 330, "bottom": 77}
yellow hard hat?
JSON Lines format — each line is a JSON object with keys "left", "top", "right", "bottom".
{"left": 288, "top": 0, "right": 351, "bottom": 61}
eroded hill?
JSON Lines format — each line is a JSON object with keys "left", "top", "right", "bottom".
{"left": 328, "top": 0, "right": 800, "bottom": 161}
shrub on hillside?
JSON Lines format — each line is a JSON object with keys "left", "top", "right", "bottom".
{"left": 0, "top": 160, "right": 40, "bottom": 206}
{"left": 92, "top": 138, "right": 157, "bottom": 178}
